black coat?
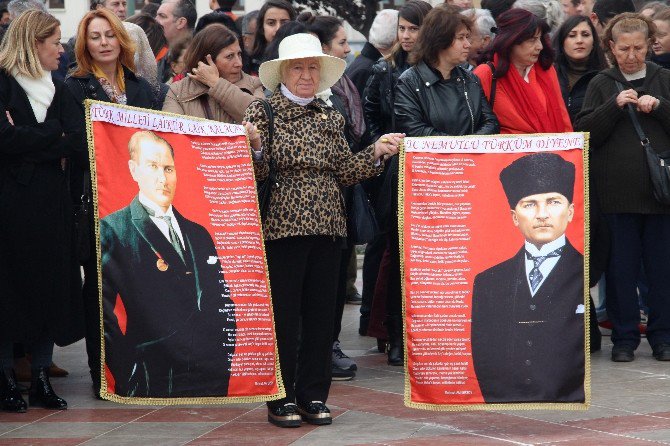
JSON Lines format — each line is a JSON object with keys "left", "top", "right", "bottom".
{"left": 555, "top": 64, "right": 599, "bottom": 124}
{"left": 394, "top": 62, "right": 499, "bottom": 137}
{"left": 101, "top": 197, "right": 236, "bottom": 398}
{"left": 471, "top": 241, "right": 585, "bottom": 403}
{"left": 345, "top": 42, "right": 382, "bottom": 98}
{"left": 65, "top": 67, "right": 159, "bottom": 202}
{"left": 575, "top": 63, "right": 670, "bottom": 214}
{"left": 363, "top": 51, "right": 410, "bottom": 141}
{"left": 0, "top": 71, "right": 86, "bottom": 345}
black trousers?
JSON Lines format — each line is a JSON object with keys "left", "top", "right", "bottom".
{"left": 385, "top": 221, "right": 402, "bottom": 317}
{"left": 83, "top": 254, "right": 101, "bottom": 388}
{"left": 360, "top": 234, "right": 386, "bottom": 333}
{"left": 333, "top": 243, "right": 354, "bottom": 341}
{"left": 265, "top": 235, "right": 342, "bottom": 408}
{"left": 604, "top": 213, "right": 670, "bottom": 349}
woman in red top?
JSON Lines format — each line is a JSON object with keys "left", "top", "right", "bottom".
{"left": 473, "top": 8, "right": 572, "bottom": 134}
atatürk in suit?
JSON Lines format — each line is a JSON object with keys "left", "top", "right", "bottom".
{"left": 100, "top": 131, "right": 236, "bottom": 398}
{"left": 470, "top": 152, "right": 585, "bottom": 403}
{"left": 471, "top": 239, "right": 584, "bottom": 403}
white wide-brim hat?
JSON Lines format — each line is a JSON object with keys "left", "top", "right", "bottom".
{"left": 259, "top": 33, "right": 346, "bottom": 93}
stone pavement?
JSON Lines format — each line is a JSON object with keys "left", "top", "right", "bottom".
{"left": 2, "top": 303, "right": 670, "bottom": 445}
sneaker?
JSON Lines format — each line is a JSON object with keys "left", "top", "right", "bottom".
{"left": 267, "top": 403, "right": 302, "bottom": 428}
{"left": 346, "top": 291, "right": 362, "bottom": 305}
{"left": 332, "top": 341, "right": 357, "bottom": 371}
{"left": 652, "top": 343, "right": 670, "bottom": 361}
{"left": 331, "top": 364, "right": 355, "bottom": 381}
{"left": 297, "top": 401, "right": 332, "bottom": 425}
{"left": 611, "top": 344, "right": 635, "bottom": 362}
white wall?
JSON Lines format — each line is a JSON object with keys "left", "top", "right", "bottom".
{"left": 52, "top": 0, "right": 213, "bottom": 40}
{"left": 50, "top": 0, "right": 89, "bottom": 40}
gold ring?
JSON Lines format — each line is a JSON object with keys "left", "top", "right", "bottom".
{"left": 381, "top": 138, "right": 389, "bottom": 143}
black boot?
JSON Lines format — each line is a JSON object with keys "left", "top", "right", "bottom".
{"left": 0, "top": 367, "right": 27, "bottom": 412}
{"left": 386, "top": 315, "right": 404, "bottom": 366}
{"left": 29, "top": 367, "right": 67, "bottom": 410}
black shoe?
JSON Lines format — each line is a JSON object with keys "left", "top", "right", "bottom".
{"left": 611, "top": 345, "right": 635, "bottom": 362}
{"left": 297, "top": 401, "right": 332, "bottom": 425}
{"left": 28, "top": 367, "right": 67, "bottom": 410}
{"left": 331, "top": 364, "right": 355, "bottom": 381}
{"left": 346, "top": 292, "right": 362, "bottom": 305}
{"left": 0, "top": 367, "right": 27, "bottom": 413}
{"left": 267, "top": 403, "right": 301, "bottom": 428}
{"left": 653, "top": 343, "right": 670, "bottom": 361}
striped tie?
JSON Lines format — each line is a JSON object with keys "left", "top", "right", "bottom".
{"left": 525, "top": 247, "right": 563, "bottom": 292}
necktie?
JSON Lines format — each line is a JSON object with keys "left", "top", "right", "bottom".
{"left": 525, "top": 247, "right": 563, "bottom": 292}
{"left": 157, "top": 215, "right": 186, "bottom": 265}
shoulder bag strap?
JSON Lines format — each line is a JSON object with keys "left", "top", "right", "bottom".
{"left": 487, "top": 62, "right": 497, "bottom": 107}
{"left": 616, "top": 81, "right": 648, "bottom": 145}
{"left": 199, "top": 94, "right": 213, "bottom": 120}
{"left": 259, "top": 99, "right": 274, "bottom": 149}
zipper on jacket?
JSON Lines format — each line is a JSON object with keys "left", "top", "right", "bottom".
{"left": 463, "top": 88, "right": 475, "bottom": 134}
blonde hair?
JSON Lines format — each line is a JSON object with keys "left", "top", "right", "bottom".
{"left": 603, "top": 12, "right": 656, "bottom": 65}
{"left": 0, "top": 10, "right": 60, "bottom": 78}
{"left": 72, "top": 8, "right": 136, "bottom": 77}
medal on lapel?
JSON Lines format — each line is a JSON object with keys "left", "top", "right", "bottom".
{"left": 156, "top": 257, "right": 168, "bottom": 271}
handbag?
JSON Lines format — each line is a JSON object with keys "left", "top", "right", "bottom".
{"left": 255, "top": 100, "right": 278, "bottom": 221}
{"left": 616, "top": 81, "right": 670, "bottom": 205}
{"left": 72, "top": 170, "right": 92, "bottom": 264}
{"left": 346, "top": 183, "right": 380, "bottom": 244}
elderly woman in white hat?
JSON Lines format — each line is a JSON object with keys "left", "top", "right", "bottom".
{"left": 243, "top": 33, "right": 403, "bottom": 428}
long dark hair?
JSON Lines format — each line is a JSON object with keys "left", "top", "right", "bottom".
{"left": 262, "top": 21, "right": 307, "bottom": 62}
{"left": 183, "top": 23, "right": 238, "bottom": 73}
{"left": 553, "top": 15, "right": 608, "bottom": 72}
{"left": 298, "top": 12, "right": 342, "bottom": 46}
{"left": 385, "top": 0, "right": 432, "bottom": 68}
{"left": 479, "top": 8, "right": 554, "bottom": 78}
{"left": 250, "top": 0, "right": 296, "bottom": 61}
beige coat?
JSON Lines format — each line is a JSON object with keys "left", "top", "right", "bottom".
{"left": 162, "top": 72, "right": 264, "bottom": 123}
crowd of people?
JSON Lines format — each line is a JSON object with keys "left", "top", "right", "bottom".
{"left": 0, "top": 0, "right": 669, "bottom": 428}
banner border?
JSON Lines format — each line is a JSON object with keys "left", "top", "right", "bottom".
{"left": 399, "top": 133, "right": 591, "bottom": 411}
{"left": 85, "top": 99, "right": 286, "bottom": 405}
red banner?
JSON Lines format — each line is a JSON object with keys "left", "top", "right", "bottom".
{"left": 401, "top": 133, "right": 589, "bottom": 410}
{"left": 87, "top": 101, "right": 283, "bottom": 404}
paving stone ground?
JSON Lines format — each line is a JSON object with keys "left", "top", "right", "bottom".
{"left": 2, "top": 272, "right": 668, "bottom": 445}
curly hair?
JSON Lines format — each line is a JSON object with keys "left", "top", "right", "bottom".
{"left": 602, "top": 12, "right": 656, "bottom": 66}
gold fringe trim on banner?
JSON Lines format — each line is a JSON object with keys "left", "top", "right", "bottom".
{"left": 398, "top": 132, "right": 591, "bottom": 411}
{"left": 85, "top": 99, "right": 285, "bottom": 405}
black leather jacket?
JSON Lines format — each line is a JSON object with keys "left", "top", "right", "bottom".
{"left": 363, "top": 51, "right": 410, "bottom": 141}
{"left": 395, "top": 61, "right": 499, "bottom": 137}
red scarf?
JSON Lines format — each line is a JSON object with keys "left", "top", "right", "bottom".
{"left": 495, "top": 54, "right": 569, "bottom": 133}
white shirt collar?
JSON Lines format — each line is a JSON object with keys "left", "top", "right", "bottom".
{"left": 622, "top": 66, "right": 646, "bottom": 81}
{"left": 525, "top": 234, "right": 566, "bottom": 257}
{"left": 280, "top": 83, "right": 315, "bottom": 106}
{"left": 138, "top": 192, "right": 175, "bottom": 219}
{"left": 523, "top": 65, "right": 533, "bottom": 83}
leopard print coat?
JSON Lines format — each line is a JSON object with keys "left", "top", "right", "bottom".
{"left": 244, "top": 90, "right": 383, "bottom": 241}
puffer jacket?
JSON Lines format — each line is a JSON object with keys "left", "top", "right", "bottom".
{"left": 362, "top": 51, "right": 410, "bottom": 141}
{"left": 243, "top": 90, "right": 384, "bottom": 241}
{"left": 163, "top": 72, "right": 264, "bottom": 123}
{"left": 394, "top": 61, "right": 499, "bottom": 137}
